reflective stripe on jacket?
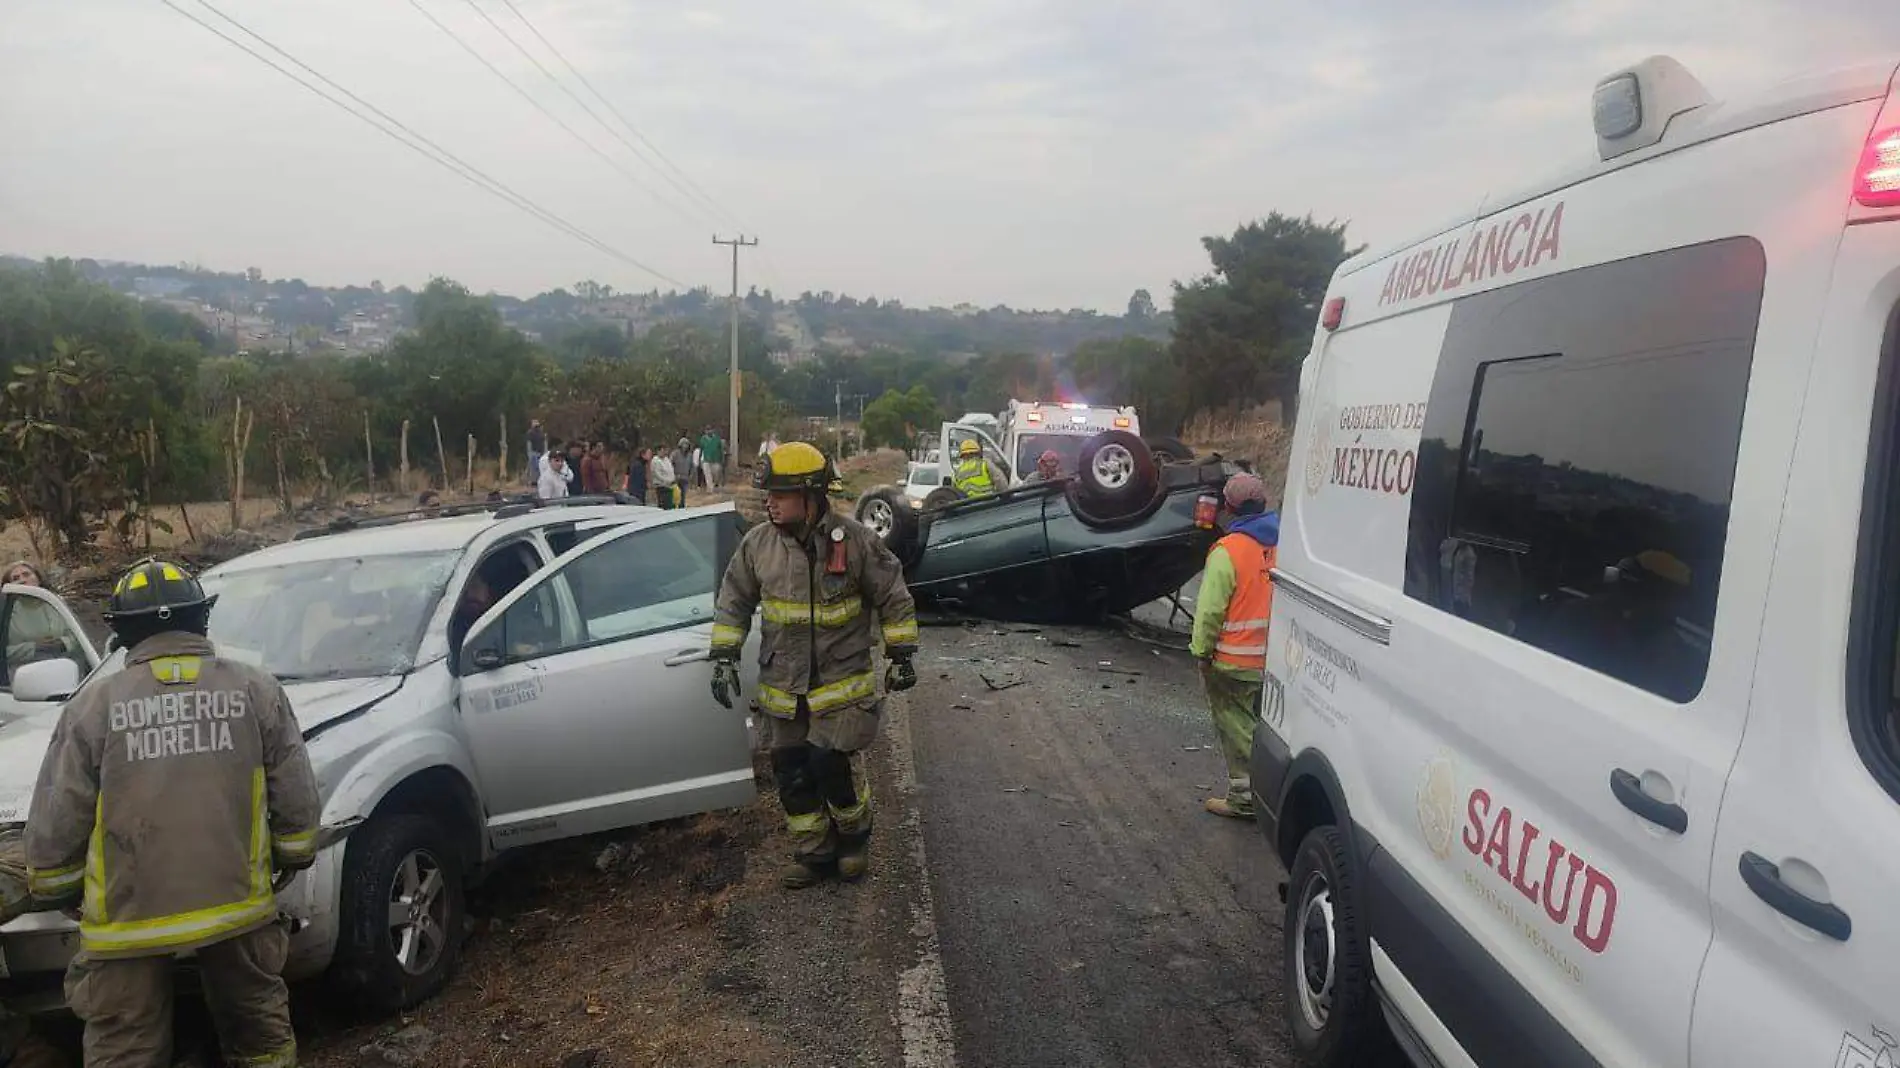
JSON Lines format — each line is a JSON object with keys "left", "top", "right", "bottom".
{"left": 711, "top": 510, "right": 918, "bottom": 718}
{"left": 953, "top": 457, "right": 999, "bottom": 496}
{"left": 25, "top": 632, "right": 321, "bottom": 959}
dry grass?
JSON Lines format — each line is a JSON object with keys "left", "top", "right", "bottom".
{"left": 0, "top": 500, "right": 274, "bottom": 562}
{"left": 837, "top": 448, "right": 910, "bottom": 495}
{"left": 1184, "top": 406, "right": 1294, "bottom": 506}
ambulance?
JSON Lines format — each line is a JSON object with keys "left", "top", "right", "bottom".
{"left": 936, "top": 399, "right": 1144, "bottom": 488}
{"left": 1254, "top": 55, "right": 1900, "bottom": 1067}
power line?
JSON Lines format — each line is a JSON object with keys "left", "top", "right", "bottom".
{"left": 494, "top": 0, "right": 744, "bottom": 232}
{"left": 458, "top": 0, "right": 705, "bottom": 228}
{"left": 404, "top": 0, "right": 693, "bottom": 223}
{"left": 159, "top": 0, "right": 687, "bottom": 288}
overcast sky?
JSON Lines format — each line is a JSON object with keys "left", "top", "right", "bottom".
{"left": 3, "top": 1, "right": 1897, "bottom": 312}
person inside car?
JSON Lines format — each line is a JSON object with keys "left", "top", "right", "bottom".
{"left": 448, "top": 573, "right": 494, "bottom": 666}
{"left": 3, "top": 560, "right": 79, "bottom": 674}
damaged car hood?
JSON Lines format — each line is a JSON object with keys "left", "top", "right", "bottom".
{"left": 0, "top": 675, "right": 403, "bottom": 825}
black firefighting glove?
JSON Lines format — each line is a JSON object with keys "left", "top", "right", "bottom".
{"left": 711, "top": 653, "right": 741, "bottom": 710}
{"left": 884, "top": 646, "right": 918, "bottom": 693}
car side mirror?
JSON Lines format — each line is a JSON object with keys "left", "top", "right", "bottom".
{"left": 13, "top": 659, "right": 81, "bottom": 703}
{"left": 470, "top": 647, "right": 504, "bottom": 672}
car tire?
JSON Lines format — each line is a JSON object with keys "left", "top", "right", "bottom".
{"left": 855, "top": 487, "right": 921, "bottom": 564}
{"left": 922, "top": 487, "right": 963, "bottom": 511}
{"left": 1063, "top": 478, "right": 1167, "bottom": 531}
{"left": 1072, "top": 430, "right": 1160, "bottom": 519}
{"left": 1144, "top": 435, "right": 1194, "bottom": 465}
{"left": 330, "top": 813, "right": 467, "bottom": 1013}
{"left": 1284, "top": 825, "right": 1390, "bottom": 1068}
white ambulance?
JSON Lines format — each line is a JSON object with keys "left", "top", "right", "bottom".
{"left": 1256, "top": 55, "right": 1900, "bottom": 1068}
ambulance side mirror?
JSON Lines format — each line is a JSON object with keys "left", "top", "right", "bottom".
{"left": 13, "top": 659, "right": 81, "bottom": 704}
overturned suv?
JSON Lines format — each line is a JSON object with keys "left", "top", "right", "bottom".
{"left": 854, "top": 430, "right": 1235, "bottom": 622}
{"left": 0, "top": 496, "right": 760, "bottom": 1011}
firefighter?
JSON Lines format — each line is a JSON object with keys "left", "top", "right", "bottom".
{"left": 1023, "top": 449, "right": 1063, "bottom": 483}
{"left": 951, "top": 438, "right": 1005, "bottom": 497}
{"left": 25, "top": 559, "right": 320, "bottom": 1068}
{"left": 710, "top": 442, "right": 919, "bottom": 888}
{"left": 1187, "top": 473, "right": 1279, "bottom": 820}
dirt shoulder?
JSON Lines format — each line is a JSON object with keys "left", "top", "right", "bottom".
{"left": 297, "top": 700, "right": 930, "bottom": 1068}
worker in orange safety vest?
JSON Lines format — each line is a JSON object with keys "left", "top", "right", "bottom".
{"left": 1186, "top": 472, "right": 1278, "bottom": 820}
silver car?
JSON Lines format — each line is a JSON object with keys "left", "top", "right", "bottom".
{"left": 0, "top": 499, "right": 759, "bottom": 1010}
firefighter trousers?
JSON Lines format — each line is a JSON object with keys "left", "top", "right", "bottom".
{"left": 64, "top": 919, "right": 297, "bottom": 1068}
{"left": 764, "top": 697, "right": 879, "bottom": 859}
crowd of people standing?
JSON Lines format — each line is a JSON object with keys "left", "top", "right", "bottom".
{"left": 524, "top": 419, "right": 736, "bottom": 508}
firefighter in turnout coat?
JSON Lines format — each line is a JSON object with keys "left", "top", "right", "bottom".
{"left": 710, "top": 442, "right": 919, "bottom": 888}
{"left": 25, "top": 559, "right": 321, "bottom": 1068}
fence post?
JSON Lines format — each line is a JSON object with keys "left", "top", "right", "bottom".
{"left": 364, "top": 409, "right": 375, "bottom": 502}
{"left": 400, "top": 419, "right": 411, "bottom": 495}
{"left": 465, "top": 434, "right": 476, "bottom": 496}
{"left": 228, "top": 396, "right": 255, "bottom": 532}
{"left": 499, "top": 413, "right": 509, "bottom": 484}
{"left": 432, "top": 417, "right": 449, "bottom": 490}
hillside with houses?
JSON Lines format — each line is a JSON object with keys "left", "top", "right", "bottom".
{"left": 0, "top": 254, "right": 1171, "bottom": 365}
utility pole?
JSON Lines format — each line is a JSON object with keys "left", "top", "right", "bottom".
{"left": 712, "top": 234, "right": 758, "bottom": 456}
{"left": 835, "top": 380, "right": 845, "bottom": 457}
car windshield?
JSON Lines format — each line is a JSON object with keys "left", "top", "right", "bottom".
{"left": 200, "top": 551, "right": 461, "bottom": 682}
{"left": 1016, "top": 434, "right": 1089, "bottom": 478}
{"left": 909, "top": 465, "right": 940, "bottom": 486}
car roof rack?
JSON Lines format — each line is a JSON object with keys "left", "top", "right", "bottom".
{"left": 290, "top": 493, "right": 637, "bottom": 541}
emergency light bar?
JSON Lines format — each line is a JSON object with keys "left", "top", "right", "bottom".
{"left": 1593, "top": 55, "right": 1711, "bottom": 161}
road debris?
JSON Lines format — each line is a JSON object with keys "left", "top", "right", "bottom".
{"left": 593, "top": 840, "right": 645, "bottom": 874}
{"left": 1097, "top": 665, "right": 1143, "bottom": 676}
{"left": 1051, "top": 639, "right": 1082, "bottom": 648}
{"left": 356, "top": 1024, "right": 438, "bottom": 1068}
{"left": 979, "top": 669, "right": 1026, "bottom": 692}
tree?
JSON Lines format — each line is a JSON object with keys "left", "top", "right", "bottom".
{"left": 860, "top": 386, "right": 943, "bottom": 450}
{"left": 1067, "top": 335, "right": 1187, "bottom": 434}
{"left": 1126, "top": 289, "right": 1156, "bottom": 320}
{"left": 0, "top": 340, "right": 151, "bottom": 552}
{"left": 1169, "top": 213, "right": 1361, "bottom": 428}
{"left": 385, "top": 278, "right": 543, "bottom": 447}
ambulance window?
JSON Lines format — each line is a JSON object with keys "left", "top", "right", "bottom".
{"left": 1405, "top": 237, "right": 1766, "bottom": 702}
{"left": 1852, "top": 302, "right": 1900, "bottom": 801}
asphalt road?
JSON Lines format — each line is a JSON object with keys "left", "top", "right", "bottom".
{"left": 908, "top": 620, "right": 1295, "bottom": 1068}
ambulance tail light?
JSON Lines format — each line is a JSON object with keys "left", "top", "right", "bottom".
{"left": 1856, "top": 126, "right": 1900, "bottom": 208}
{"left": 1322, "top": 297, "right": 1345, "bottom": 331}
{"left": 1113, "top": 417, "right": 1131, "bottom": 428}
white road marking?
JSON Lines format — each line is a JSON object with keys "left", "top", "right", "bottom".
{"left": 885, "top": 696, "right": 960, "bottom": 1068}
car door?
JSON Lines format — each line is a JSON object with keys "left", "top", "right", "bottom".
{"left": 456, "top": 509, "right": 755, "bottom": 848}
{"left": 942, "top": 423, "right": 1013, "bottom": 486}
{"left": 1687, "top": 228, "right": 1900, "bottom": 1068}
{"left": 0, "top": 584, "right": 100, "bottom": 717}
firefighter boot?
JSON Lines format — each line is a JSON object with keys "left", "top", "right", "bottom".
{"left": 836, "top": 835, "right": 869, "bottom": 882}
{"left": 781, "top": 858, "right": 832, "bottom": 890}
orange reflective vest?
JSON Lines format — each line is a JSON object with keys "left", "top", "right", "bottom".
{"left": 1213, "top": 534, "right": 1275, "bottom": 671}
